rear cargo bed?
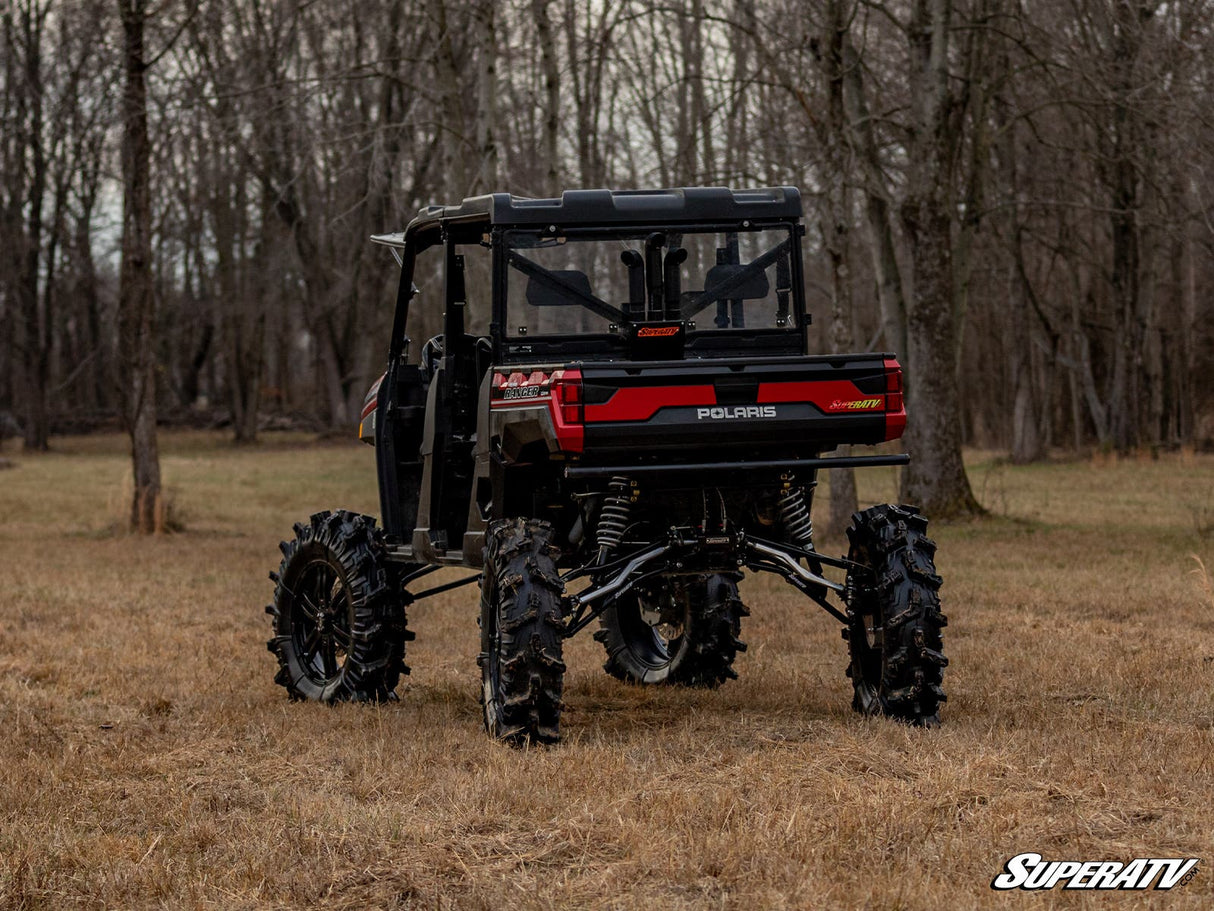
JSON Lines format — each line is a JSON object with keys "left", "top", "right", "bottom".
{"left": 577, "top": 354, "right": 904, "bottom": 459}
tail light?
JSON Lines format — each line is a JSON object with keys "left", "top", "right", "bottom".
{"left": 358, "top": 373, "right": 384, "bottom": 445}
{"left": 883, "top": 357, "right": 906, "bottom": 441}
{"left": 551, "top": 369, "right": 583, "bottom": 424}
{"left": 549, "top": 368, "right": 584, "bottom": 453}
{"left": 884, "top": 359, "right": 903, "bottom": 413}
{"left": 488, "top": 366, "right": 584, "bottom": 453}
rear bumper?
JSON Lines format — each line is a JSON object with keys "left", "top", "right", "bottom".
{"left": 563, "top": 452, "right": 909, "bottom": 481}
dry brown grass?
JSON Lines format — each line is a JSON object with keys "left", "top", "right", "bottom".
{"left": 1, "top": 433, "right": 1213, "bottom": 909}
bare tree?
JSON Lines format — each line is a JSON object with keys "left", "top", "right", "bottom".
{"left": 895, "top": 0, "right": 987, "bottom": 516}
{"left": 3, "top": 0, "right": 52, "bottom": 452}
{"left": 116, "top": 0, "right": 161, "bottom": 531}
{"left": 819, "top": 0, "right": 860, "bottom": 532}
{"left": 530, "top": 0, "right": 561, "bottom": 195}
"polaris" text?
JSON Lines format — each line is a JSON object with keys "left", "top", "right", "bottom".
{"left": 991, "top": 853, "right": 1199, "bottom": 891}
{"left": 696, "top": 406, "right": 777, "bottom": 420}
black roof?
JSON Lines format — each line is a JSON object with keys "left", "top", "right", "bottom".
{"left": 413, "top": 186, "right": 801, "bottom": 230}
{"left": 368, "top": 187, "right": 803, "bottom": 253}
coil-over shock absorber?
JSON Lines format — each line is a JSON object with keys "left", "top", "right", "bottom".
{"left": 778, "top": 471, "right": 817, "bottom": 550}
{"left": 596, "top": 476, "right": 637, "bottom": 562}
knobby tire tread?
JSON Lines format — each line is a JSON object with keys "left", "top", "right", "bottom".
{"left": 480, "top": 518, "right": 567, "bottom": 745}
{"left": 845, "top": 504, "right": 947, "bottom": 726}
{"left": 266, "top": 510, "right": 410, "bottom": 703}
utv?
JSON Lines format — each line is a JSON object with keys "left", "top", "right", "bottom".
{"left": 265, "top": 187, "right": 946, "bottom": 743}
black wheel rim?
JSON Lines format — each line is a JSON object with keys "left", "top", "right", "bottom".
{"left": 481, "top": 565, "right": 504, "bottom": 733}
{"left": 851, "top": 617, "right": 882, "bottom": 713}
{"left": 617, "top": 593, "right": 685, "bottom": 671}
{"left": 848, "top": 543, "right": 884, "bottom": 713}
{"left": 291, "top": 558, "right": 354, "bottom": 685}
{"left": 485, "top": 601, "right": 502, "bottom": 729}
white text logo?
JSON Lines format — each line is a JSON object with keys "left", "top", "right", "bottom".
{"left": 991, "top": 854, "right": 1199, "bottom": 891}
{"left": 695, "top": 406, "right": 777, "bottom": 420}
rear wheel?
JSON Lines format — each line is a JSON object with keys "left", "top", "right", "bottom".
{"left": 266, "top": 510, "right": 409, "bottom": 702}
{"left": 479, "top": 518, "right": 567, "bottom": 745}
{"left": 595, "top": 573, "right": 747, "bottom": 687}
{"left": 844, "top": 504, "right": 947, "bottom": 726}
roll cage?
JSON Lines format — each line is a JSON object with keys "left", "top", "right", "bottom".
{"left": 371, "top": 187, "right": 810, "bottom": 365}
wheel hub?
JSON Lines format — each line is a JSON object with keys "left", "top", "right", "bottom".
{"left": 655, "top": 622, "right": 683, "bottom": 642}
{"left": 639, "top": 590, "right": 684, "bottom": 645}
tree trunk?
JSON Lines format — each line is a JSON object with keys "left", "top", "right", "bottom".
{"left": 230, "top": 318, "right": 264, "bottom": 444}
{"left": 996, "top": 73, "right": 1046, "bottom": 464}
{"left": 1009, "top": 238, "right": 1044, "bottom": 463}
{"left": 822, "top": 0, "right": 858, "bottom": 534}
{"left": 430, "top": 0, "right": 468, "bottom": 197}
{"left": 723, "top": 0, "right": 752, "bottom": 181}
{"left": 897, "top": 0, "right": 981, "bottom": 517}
{"left": 1105, "top": 1, "right": 1153, "bottom": 452}
{"left": 473, "top": 0, "right": 498, "bottom": 193}
{"left": 1009, "top": 266, "right": 1044, "bottom": 463}
{"left": 17, "top": 1, "right": 48, "bottom": 451}
{"left": 900, "top": 198, "right": 980, "bottom": 515}
{"left": 1177, "top": 201, "right": 1196, "bottom": 444}
{"left": 117, "top": 0, "right": 161, "bottom": 533}
{"left": 34, "top": 171, "right": 68, "bottom": 447}
{"left": 565, "top": 0, "right": 612, "bottom": 187}
{"left": 531, "top": 0, "right": 560, "bottom": 195}
{"left": 840, "top": 28, "right": 908, "bottom": 361}
{"left": 75, "top": 196, "right": 107, "bottom": 412}
{"left": 1069, "top": 268, "right": 1108, "bottom": 446}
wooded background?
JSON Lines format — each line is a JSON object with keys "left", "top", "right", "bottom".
{"left": 2, "top": 0, "right": 1212, "bottom": 516}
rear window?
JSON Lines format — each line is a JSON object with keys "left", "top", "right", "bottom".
{"left": 503, "top": 227, "right": 798, "bottom": 338}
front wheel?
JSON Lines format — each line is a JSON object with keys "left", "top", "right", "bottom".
{"left": 844, "top": 504, "right": 948, "bottom": 726}
{"left": 479, "top": 518, "right": 567, "bottom": 745}
{"left": 266, "top": 510, "right": 409, "bottom": 702}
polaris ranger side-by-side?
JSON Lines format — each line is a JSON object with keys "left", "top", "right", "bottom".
{"left": 265, "top": 187, "right": 946, "bottom": 743}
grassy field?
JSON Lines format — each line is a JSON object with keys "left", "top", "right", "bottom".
{"left": 1, "top": 432, "right": 1212, "bottom": 909}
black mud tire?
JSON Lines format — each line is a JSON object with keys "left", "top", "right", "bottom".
{"left": 266, "top": 510, "right": 410, "bottom": 703}
{"left": 844, "top": 504, "right": 947, "bottom": 726}
{"left": 479, "top": 518, "right": 567, "bottom": 745}
{"left": 595, "top": 574, "right": 748, "bottom": 688}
